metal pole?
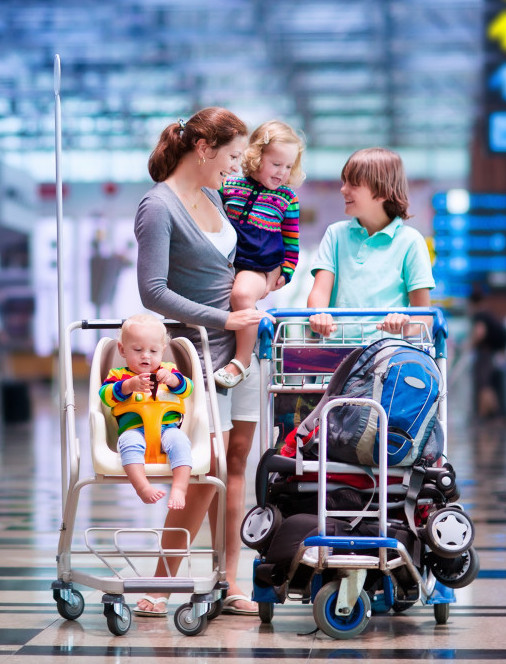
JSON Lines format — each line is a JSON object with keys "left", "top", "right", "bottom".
{"left": 54, "top": 54, "right": 68, "bottom": 510}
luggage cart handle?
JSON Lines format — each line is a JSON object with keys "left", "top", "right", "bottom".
{"left": 258, "top": 307, "right": 448, "bottom": 359}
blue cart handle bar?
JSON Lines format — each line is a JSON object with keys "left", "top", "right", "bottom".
{"left": 258, "top": 307, "right": 448, "bottom": 360}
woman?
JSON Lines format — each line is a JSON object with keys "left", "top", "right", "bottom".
{"left": 134, "top": 107, "right": 266, "bottom": 616}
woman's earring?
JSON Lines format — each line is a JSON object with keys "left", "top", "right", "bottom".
{"left": 198, "top": 156, "right": 206, "bottom": 166}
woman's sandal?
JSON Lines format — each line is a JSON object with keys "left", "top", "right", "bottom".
{"left": 133, "top": 595, "right": 168, "bottom": 617}
{"left": 214, "top": 358, "right": 251, "bottom": 389}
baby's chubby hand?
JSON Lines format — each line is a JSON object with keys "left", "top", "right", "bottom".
{"left": 156, "top": 367, "right": 179, "bottom": 388}
{"left": 122, "top": 372, "right": 153, "bottom": 394}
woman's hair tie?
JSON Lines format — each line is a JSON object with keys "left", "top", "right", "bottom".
{"left": 178, "top": 118, "right": 186, "bottom": 137}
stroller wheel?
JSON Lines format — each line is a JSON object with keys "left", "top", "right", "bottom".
{"left": 427, "top": 546, "right": 480, "bottom": 589}
{"left": 425, "top": 506, "right": 474, "bottom": 558}
{"left": 240, "top": 504, "right": 282, "bottom": 550}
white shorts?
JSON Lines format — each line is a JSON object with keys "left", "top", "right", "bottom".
{"left": 206, "top": 354, "right": 260, "bottom": 432}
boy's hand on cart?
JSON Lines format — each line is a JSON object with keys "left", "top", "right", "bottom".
{"left": 377, "top": 313, "right": 410, "bottom": 334}
{"left": 226, "top": 308, "right": 275, "bottom": 330}
{"left": 309, "top": 313, "right": 337, "bottom": 337}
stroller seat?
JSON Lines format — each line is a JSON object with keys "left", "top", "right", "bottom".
{"left": 89, "top": 335, "right": 210, "bottom": 476}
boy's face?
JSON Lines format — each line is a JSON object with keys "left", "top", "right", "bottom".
{"left": 118, "top": 323, "right": 166, "bottom": 374}
{"left": 254, "top": 142, "right": 299, "bottom": 190}
{"left": 340, "top": 180, "right": 386, "bottom": 223}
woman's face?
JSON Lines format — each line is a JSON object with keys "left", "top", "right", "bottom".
{"left": 202, "top": 135, "right": 247, "bottom": 189}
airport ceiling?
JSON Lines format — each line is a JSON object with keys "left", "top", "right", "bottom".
{"left": 0, "top": 0, "right": 485, "bottom": 181}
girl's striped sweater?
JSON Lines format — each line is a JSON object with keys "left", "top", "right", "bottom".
{"left": 221, "top": 176, "right": 300, "bottom": 282}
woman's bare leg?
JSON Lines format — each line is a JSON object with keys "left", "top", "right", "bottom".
{"left": 208, "top": 420, "right": 257, "bottom": 610}
{"left": 135, "top": 478, "right": 217, "bottom": 613}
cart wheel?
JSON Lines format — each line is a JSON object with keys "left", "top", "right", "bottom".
{"left": 55, "top": 589, "right": 85, "bottom": 620}
{"left": 425, "top": 507, "right": 474, "bottom": 558}
{"left": 104, "top": 602, "right": 132, "bottom": 636}
{"left": 240, "top": 504, "right": 282, "bottom": 550}
{"left": 258, "top": 602, "right": 274, "bottom": 624}
{"left": 427, "top": 546, "right": 480, "bottom": 589}
{"left": 434, "top": 602, "right": 450, "bottom": 625}
{"left": 313, "top": 581, "right": 371, "bottom": 640}
{"left": 206, "top": 598, "right": 224, "bottom": 621}
{"left": 174, "top": 603, "right": 208, "bottom": 636}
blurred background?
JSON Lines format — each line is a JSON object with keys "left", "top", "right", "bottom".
{"left": 1, "top": 0, "right": 506, "bottom": 423}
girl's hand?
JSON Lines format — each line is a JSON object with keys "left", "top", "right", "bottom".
{"left": 376, "top": 313, "right": 410, "bottom": 334}
{"left": 309, "top": 313, "right": 337, "bottom": 337}
{"left": 225, "top": 308, "right": 275, "bottom": 330}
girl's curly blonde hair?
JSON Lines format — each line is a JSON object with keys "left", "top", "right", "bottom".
{"left": 242, "top": 120, "right": 306, "bottom": 187}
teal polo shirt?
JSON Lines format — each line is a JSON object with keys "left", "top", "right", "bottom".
{"left": 311, "top": 217, "right": 435, "bottom": 327}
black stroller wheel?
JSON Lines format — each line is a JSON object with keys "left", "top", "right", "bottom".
{"left": 240, "top": 504, "right": 282, "bottom": 550}
{"left": 427, "top": 546, "right": 480, "bottom": 589}
{"left": 425, "top": 506, "right": 474, "bottom": 558}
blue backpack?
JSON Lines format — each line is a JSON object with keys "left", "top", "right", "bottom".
{"left": 297, "top": 338, "right": 443, "bottom": 467}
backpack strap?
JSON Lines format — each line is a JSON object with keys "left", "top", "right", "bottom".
{"left": 404, "top": 464, "right": 427, "bottom": 535}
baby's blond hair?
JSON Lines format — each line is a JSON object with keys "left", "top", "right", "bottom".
{"left": 242, "top": 120, "right": 306, "bottom": 187}
{"left": 119, "top": 314, "right": 169, "bottom": 346}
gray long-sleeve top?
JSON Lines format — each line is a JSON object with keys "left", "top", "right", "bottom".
{"left": 135, "top": 182, "right": 236, "bottom": 371}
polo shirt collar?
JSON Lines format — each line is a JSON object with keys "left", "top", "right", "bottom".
{"left": 350, "top": 216, "right": 403, "bottom": 238}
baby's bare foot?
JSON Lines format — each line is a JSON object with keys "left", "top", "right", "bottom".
{"left": 137, "top": 484, "right": 166, "bottom": 504}
{"left": 168, "top": 487, "right": 186, "bottom": 510}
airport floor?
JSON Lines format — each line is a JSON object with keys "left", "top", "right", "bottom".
{"left": 0, "top": 367, "right": 505, "bottom": 663}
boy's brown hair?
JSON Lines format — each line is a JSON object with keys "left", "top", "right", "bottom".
{"left": 341, "top": 147, "right": 411, "bottom": 220}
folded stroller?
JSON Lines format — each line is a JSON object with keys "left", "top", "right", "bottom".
{"left": 241, "top": 308, "right": 479, "bottom": 639}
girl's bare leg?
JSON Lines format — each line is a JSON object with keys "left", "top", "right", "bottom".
{"left": 225, "top": 271, "right": 267, "bottom": 377}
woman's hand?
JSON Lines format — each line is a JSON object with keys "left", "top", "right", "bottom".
{"left": 225, "top": 308, "right": 275, "bottom": 330}
{"left": 309, "top": 312, "right": 337, "bottom": 337}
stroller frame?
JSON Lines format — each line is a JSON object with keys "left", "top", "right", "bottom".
{"left": 51, "top": 319, "right": 228, "bottom": 636}
{"left": 50, "top": 58, "right": 227, "bottom": 637}
{"left": 251, "top": 307, "right": 463, "bottom": 638}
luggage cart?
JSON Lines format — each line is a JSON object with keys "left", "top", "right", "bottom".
{"left": 51, "top": 319, "right": 228, "bottom": 636}
{"left": 243, "top": 308, "right": 478, "bottom": 639}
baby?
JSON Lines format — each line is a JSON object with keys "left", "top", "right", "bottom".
{"left": 99, "top": 314, "right": 193, "bottom": 509}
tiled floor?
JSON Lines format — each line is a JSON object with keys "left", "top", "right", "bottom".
{"left": 1, "top": 363, "right": 505, "bottom": 663}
